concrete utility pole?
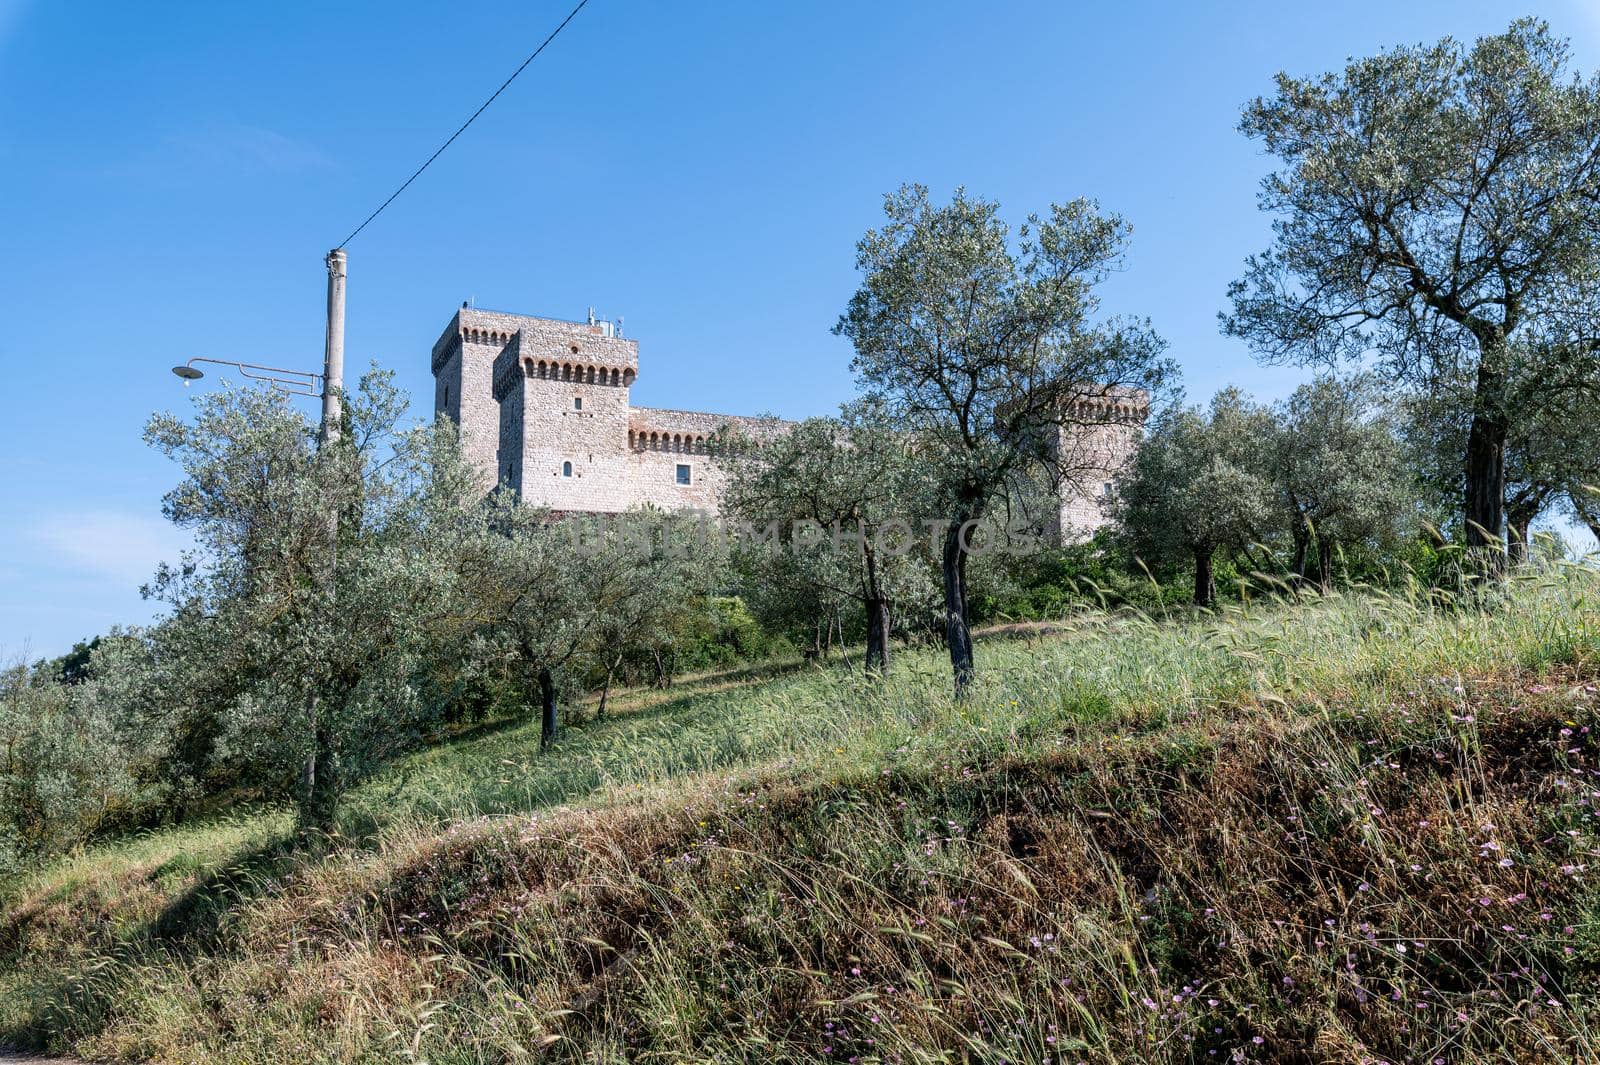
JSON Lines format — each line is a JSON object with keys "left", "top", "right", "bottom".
{"left": 301, "top": 247, "right": 347, "bottom": 830}
{"left": 321, "top": 248, "right": 347, "bottom": 443}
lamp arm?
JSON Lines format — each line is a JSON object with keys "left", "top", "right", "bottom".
{"left": 182, "top": 357, "right": 325, "bottom": 398}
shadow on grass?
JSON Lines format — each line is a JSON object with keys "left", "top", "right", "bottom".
{"left": 0, "top": 830, "right": 305, "bottom": 1055}
{"left": 147, "top": 833, "right": 302, "bottom": 951}
{"left": 428, "top": 657, "right": 827, "bottom": 753}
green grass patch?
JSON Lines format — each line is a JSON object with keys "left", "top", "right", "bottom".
{"left": 4, "top": 567, "right": 1600, "bottom": 1062}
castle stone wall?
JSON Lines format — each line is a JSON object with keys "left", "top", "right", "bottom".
{"left": 1050, "top": 390, "right": 1149, "bottom": 543}
{"left": 434, "top": 306, "right": 1144, "bottom": 539}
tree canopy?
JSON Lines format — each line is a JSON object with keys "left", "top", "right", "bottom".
{"left": 837, "top": 184, "right": 1172, "bottom": 693}
{"left": 1223, "top": 18, "right": 1600, "bottom": 563}
{"left": 1114, "top": 389, "right": 1276, "bottom": 607}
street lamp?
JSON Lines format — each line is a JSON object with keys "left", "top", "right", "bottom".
{"left": 169, "top": 246, "right": 346, "bottom": 446}
{"left": 170, "top": 357, "right": 324, "bottom": 397}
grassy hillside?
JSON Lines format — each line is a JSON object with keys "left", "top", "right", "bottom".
{"left": 4, "top": 571, "right": 1600, "bottom": 1063}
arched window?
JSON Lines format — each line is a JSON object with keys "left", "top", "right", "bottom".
{"left": 562, "top": 461, "right": 573, "bottom": 477}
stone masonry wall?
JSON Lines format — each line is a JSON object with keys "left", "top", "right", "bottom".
{"left": 1052, "top": 390, "right": 1149, "bottom": 543}
{"left": 436, "top": 306, "right": 1145, "bottom": 538}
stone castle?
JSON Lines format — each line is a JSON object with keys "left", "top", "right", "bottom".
{"left": 431, "top": 305, "right": 1145, "bottom": 539}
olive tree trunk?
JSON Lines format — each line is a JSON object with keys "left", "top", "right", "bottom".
{"left": 596, "top": 652, "right": 624, "bottom": 720}
{"left": 864, "top": 597, "right": 891, "bottom": 677}
{"left": 539, "top": 666, "right": 558, "bottom": 749}
{"left": 862, "top": 542, "right": 891, "bottom": 678}
{"left": 1506, "top": 503, "right": 1538, "bottom": 567}
{"left": 1193, "top": 547, "right": 1216, "bottom": 608}
{"left": 1463, "top": 358, "right": 1509, "bottom": 570}
{"left": 941, "top": 521, "right": 976, "bottom": 698}
{"left": 299, "top": 719, "right": 339, "bottom": 833}
{"left": 1290, "top": 524, "right": 1310, "bottom": 589}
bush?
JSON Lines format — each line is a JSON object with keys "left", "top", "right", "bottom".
{"left": 968, "top": 532, "right": 1190, "bottom": 623}
{"left": 0, "top": 657, "right": 143, "bottom": 882}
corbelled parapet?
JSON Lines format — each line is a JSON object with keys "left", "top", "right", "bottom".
{"left": 627, "top": 407, "right": 791, "bottom": 454}
{"left": 1060, "top": 384, "right": 1150, "bottom": 424}
{"left": 436, "top": 307, "right": 638, "bottom": 376}
{"left": 491, "top": 331, "right": 528, "bottom": 402}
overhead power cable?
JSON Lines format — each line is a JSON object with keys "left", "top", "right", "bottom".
{"left": 335, "top": 0, "right": 592, "bottom": 249}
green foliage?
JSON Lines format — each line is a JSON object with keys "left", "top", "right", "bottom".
{"left": 836, "top": 183, "right": 1174, "bottom": 688}
{"left": 0, "top": 655, "right": 144, "bottom": 878}
{"left": 1271, "top": 375, "right": 1422, "bottom": 583}
{"left": 1224, "top": 18, "right": 1600, "bottom": 552}
{"left": 1114, "top": 388, "right": 1277, "bottom": 604}
{"left": 967, "top": 532, "right": 1187, "bottom": 621}
{"left": 667, "top": 596, "right": 783, "bottom": 673}
{"left": 723, "top": 413, "right": 939, "bottom": 670}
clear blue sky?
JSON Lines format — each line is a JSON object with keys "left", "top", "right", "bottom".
{"left": 1, "top": 0, "right": 1595, "bottom": 656}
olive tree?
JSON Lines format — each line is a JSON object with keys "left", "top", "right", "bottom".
{"left": 468, "top": 505, "right": 720, "bottom": 747}
{"left": 837, "top": 185, "right": 1171, "bottom": 694}
{"left": 723, "top": 413, "right": 936, "bottom": 676}
{"left": 0, "top": 654, "right": 141, "bottom": 877}
{"left": 1115, "top": 389, "right": 1277, "bottom": 607}
{"left": 143, "top": 371, "right": 476, "bottom": 830}
{"left": 580, "top": 510, "right": 726, "bottom": 717}
{"left": 1406, "top": 339, "right": 1600, "bottom": 563}
{"left": 1272, "top": 376, "right": 1418, "bottom": 587}
{"left": 1223, "top": 19, "right": 1600, "bottom": 567}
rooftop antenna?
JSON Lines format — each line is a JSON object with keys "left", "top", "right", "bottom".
{"left": 587, "top": 306, "right": 596, "bottom": 325}
{"left": 617, "top": 316, "right": 624, "bottom": 338}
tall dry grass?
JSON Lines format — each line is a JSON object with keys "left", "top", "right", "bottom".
{"left": 3, "top": 567, "right": 1599, "bottom": 1062}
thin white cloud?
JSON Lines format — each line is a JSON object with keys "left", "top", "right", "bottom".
{"left": 30, "top": 510, "right": 190, "bottom": 589}
{"left": 175, "top": 124, "right": 336, "bottom": 174}
{"left": 108, "top": 123, "right": 336, "bottom": 184}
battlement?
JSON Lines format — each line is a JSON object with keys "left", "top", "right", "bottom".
{"left": 490, "top": 330, "right": 640, "bottom": 402}
{"left": 627, "top": 407, "right": 790, "bottom": 453}
{"left": 432, "top": 307, "right": 639, "bottom": 375}
{"left": 1061, "top": 384, "right": 1149, "bottom": 423}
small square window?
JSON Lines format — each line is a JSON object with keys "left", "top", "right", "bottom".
{"left": 1101, "top": 481, "right": 1114, "bottom": 498}
{"left": 675, "top": 463, "right": 691, "bottom": 486}
{"left": 573, "top": 397, "right": 582, "bottom": 411}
